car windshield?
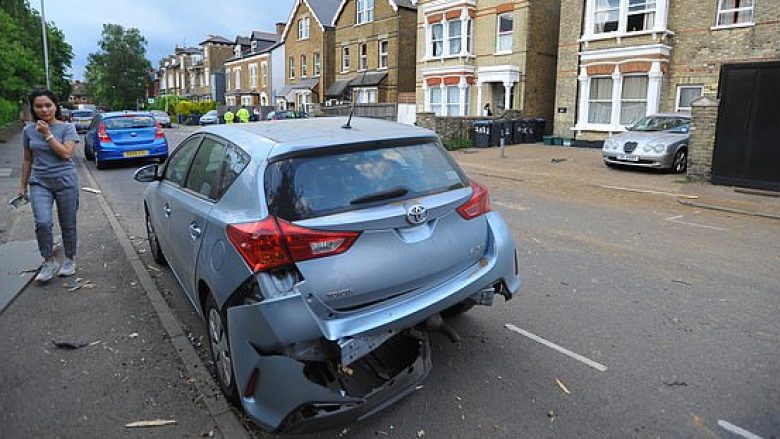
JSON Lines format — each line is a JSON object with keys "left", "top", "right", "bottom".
{"left": 104, "top": 115, "right": 156, "bottom": 129}
{"left": 205, "top": 110, "right": 217, "bottom": 116}
{"left": 265, "top": 142, "right": 467, "bottom": 221}
{"left": 152, "top": 111, "right": 167, "bottom": 117}
{"left": 629, "top": 116, "right": 689, "bottom": 132}
{"left": 72, "top": 111, "right": 94, "bottom": 118}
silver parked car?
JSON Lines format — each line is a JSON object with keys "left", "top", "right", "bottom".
{"left": 151, "top": 110, "right": 172, "bottom": 128}
{"left": 199, "top": 109, "right": 219, "bottom": 125}
{"left": 602, "top": 114, "right": 690, "bottom": 172}
{"left": 134, "top": 118, "right": 520, "bottom": 433}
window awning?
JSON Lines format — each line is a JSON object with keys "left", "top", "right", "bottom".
{"left": 349, "top": 72, "right": 387, "bottom": 87}
{"left": 277, "top": 78, "right": 319, "bottom": 100}
{"left": 326, "top": 79, "right": 352, "bottom": 97}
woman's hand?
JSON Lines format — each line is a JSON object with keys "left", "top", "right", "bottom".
{"left": 36, "top": 120, "right": 52, "bottom": 138}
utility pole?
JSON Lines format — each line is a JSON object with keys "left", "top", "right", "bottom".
{"left": 40, "top": 0, "right": 51, "bottom": 89}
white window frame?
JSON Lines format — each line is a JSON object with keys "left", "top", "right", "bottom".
{"left": 241, "top": 95, "right": 252, "bottom": 106}
{"left": 249, "top": 64, "right": 258, "bottom": 88}
{"left": 359, "top": 43, "right": 368, "bottom": 71}
{"left": 619, "top": 74, "right": 648, "bottom": 125}
{"left": 234, "top": 68, "right": 241, "bottom": 90}
{"left": 205, "top": 67, "right": 210, "bottom": 86}
{"left": 301, "top": 55, "right": 307, "bottom": 78}
{"left": 313, "top": 52, "right": 321, "bottom": 76}
{"left": 251, "top": 41, "right": 258, "bottom": 52}
{"left": 430, "top": 22, "right": 444, "bottom": 57}
{"left": 626, "top": 0, "right": 656, "bottom": 33}
{"left": 354, "top": 87, "right": 378, "bottom": 104}
{"left": 234, "top": 45, "right": 242, "bottom": 58}
{"left": 378, "top": 40, "right": 388, "bottom": 69}
{"left": 357, "top": 0, "right": 375, "bottom": 25}
{"left": 289, "top": 57, "right": 295, "bottom": 79}
{"left": 298, "top": 17, "right": 310, "bottom": 40}
{"left": 448, "top": 19, "right": 462, "bottom": 55}
{"left": 675, "top": 85, "right": 704, "bottom": 112}
{"left": 261, "top": 62, "right": 268, "bottom": 87}
{"left": 342, "top": 47, "right": 351, "bottom": 72}
{"left": 496, "top": 13, "right": 513, "bottom": 54}
{"left": 593, "top": 0, "right": 620, "bottom": 34}
{"left": 587, "top": 76, "right": 613, "bottom": 125}
{"left": 715, "top": 0, "right": 754, "bottom": 28}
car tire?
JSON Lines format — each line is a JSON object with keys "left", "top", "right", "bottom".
{"left": 672, "top": 149, "right": 687, "bottom": 173}
{"left": 84, "top": 144, "right": 94, "bottom": 161}
{"left": 605, "top": 161, "right": 617, "bottom": 169}
{"left": 145, "top": 208, "right": 167, "bottom": 266}
{"left": 95, "top": 154, "right": 106, "bottom": 170}
{"left": 205, "top": 294, "right": 240, "bottom": 406}
{"left": 441, "top": 299, "right": 476, "bottom": 317}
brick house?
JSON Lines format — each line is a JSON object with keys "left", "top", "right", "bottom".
{"left": 553, "top": 0, "right": 780, "bottom": 141}
{"left": 158, "top": 46, "right": 203, "bottom": 98}
{"left": 199, "top": 35, "right": 235, "bottom": 102}
{"left": 224, "top": 31, "right": 282, "bottom": 107}
{"left": 279, "top": 0, "right": 341, "bottom": 111}
{"left": 414, "top": 0, "right": 560, "bottom": 121}
{"left": 328, "top": 0, "right": 418, "bottom": 104}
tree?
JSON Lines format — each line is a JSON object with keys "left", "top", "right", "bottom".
{"left": 85, "top": 24, "right": 152, "bottom": 110}
{"left": 0, "top": 0, "right": 73, "bottom": 123}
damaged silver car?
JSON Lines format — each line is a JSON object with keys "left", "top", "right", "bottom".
{"left": 134, "top": 117, "right": 521, "bottom": 433}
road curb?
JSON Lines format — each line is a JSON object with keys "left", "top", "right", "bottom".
{"left": 76, "top": 158, "right": 250, "bottom": 439}
{"left": 677, "top": 199, "right": 780, "bottom": 220}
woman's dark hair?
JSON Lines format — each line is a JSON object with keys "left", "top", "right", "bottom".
{"left": 28, "top": 88, "right": 63, "bottom": 122}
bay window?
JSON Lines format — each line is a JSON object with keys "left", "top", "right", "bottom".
{"left": 627, "top": 0, "right": 656, "bottom": 32}
{"left": 431, "top": 23, "right": 444, "bottom": 57}
{"left": 449, "top": 20, "right": 462, "bottom": 55}
{"left": 594, "top": 0, "right": 620, "bottom": 33}
{"left": 427, "top": 83, "right": 470, "bottom": 116}
{"left": 620, "top": 75, "right": 648, "bottom": 125}
{"left": 588, "top": 77, "right": 613, "bottom": 124}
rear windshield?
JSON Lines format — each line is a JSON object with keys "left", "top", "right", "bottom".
{"left": 104, "top": 116, "right": 156, "bottom": 129}
{"left": 72, "top": 111, "right": 94, "bottom": 118}
{"left": 265, "top": 142, "right": 467, "bottom": 221}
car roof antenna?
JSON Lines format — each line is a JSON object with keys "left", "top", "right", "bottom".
{"left": 342, "top": 70, "right": 367, "bottom": 130}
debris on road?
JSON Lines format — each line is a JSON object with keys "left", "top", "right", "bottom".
{"left": 81, "top": 187, "right": 102, "bottom": 194}
{"left": 417, "top": 429, "right": 426, "bottom": 437}
{"left": 547, "top": 410, "right": 556, "bottom": 420}
{"left": 415, "top": 384, "right": 424, "bottom": 390}
{"left": 52, "top": 340, "right": 88, "bottom": 350}
{"left": 147, "top": 265, "right": 161, "bottom": 272}
{"left": 551, "top": 158, "right": 568, "bottom": 163}
{"left": 672, "top": 279, "right": 693, "bottom": 286}
{"left": 556, "top": 378, "right": 571, "bottom": 395}
{"left": 202, "top": 430, "right": 215, "bottom": 437}
{"left": 125, "top": 419, "right": 177, "bottom": 428}
{"left": 664, "top": 380, "right": 687, "bottom": 387}
{"left": 129, "top": 333, "right": 139, "bottom": 339}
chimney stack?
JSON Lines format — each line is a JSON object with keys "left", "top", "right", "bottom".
{"left": 276, "top": 22, "right": 286, "bottom": 35}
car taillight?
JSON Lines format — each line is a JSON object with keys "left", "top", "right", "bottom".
{"left": 155, "top": 122, "right": 164, "bottom": 139}
{"left": 226, "top": 217, "right": 360, "bottom": 273}
{"left": 97, "top": 122, "right": 111, "bottom": 143}
{"left": 457, "top": 181, "right": 491, "bottom": 220}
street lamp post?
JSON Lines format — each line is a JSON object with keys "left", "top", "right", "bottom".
{"left": 40, "top": 0, "right": 51, "bottom": 90}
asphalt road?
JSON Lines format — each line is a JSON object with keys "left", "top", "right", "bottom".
{"left": 82, "top": 125, "right": 779, "bottom": 439}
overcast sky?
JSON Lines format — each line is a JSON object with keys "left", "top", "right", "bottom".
{"left": 30, "top": 0, "right": 296, "bottom": 80}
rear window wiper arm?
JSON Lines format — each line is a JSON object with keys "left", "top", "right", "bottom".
{"left": 350, "top": 186, "right": 410, "bottom": 205}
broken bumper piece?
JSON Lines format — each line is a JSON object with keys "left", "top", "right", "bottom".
{"left": 227, "top": 314, "right": 431, "bottom": 433}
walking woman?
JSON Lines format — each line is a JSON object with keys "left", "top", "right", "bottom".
{"left": 19, "top": 88, "right": 80, "bottom": 282}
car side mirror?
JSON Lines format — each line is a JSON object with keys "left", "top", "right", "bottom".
{"left": 134, "top": 164, "right": 160, "bottom": 182}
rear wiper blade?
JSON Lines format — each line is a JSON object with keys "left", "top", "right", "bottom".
{"left": 350, "top": 186, "right": 409, "bottom": 205}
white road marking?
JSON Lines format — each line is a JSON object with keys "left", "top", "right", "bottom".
{"left": 664, "top": 215, "right": 728, "bottom": 231}
{"left": 504, "top": 324, "right": 608, "bottom": 372}
{"left": 493, "top": 200, "right": 528, "bottom": 211}
{"left": 718, "top": 420, "right": 764, "bottom": 439}
{"left": 596, "top": 184, "right": 700, "bottom": 199}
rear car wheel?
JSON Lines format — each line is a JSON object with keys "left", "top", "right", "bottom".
{"left": 95, "top": 154, "right": 106, "bottom": 170}
{"left": 84, "top": 144, "right": 94, "bottom": 161}
{"left": 145, "top": 208, "right": 167, "bottom": 266}
{"left": 206, "top": 295, "right": 240, "bottom": 405}
{"left": 672, "top": 149, "right": 687, "bottom": 173}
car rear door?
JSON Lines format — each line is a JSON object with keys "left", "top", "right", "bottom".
{"left": 166, "top": 135, "right": 227, "bottom": 299}
{"left": 265, "top": 140, "right": 489, "bottom": 311}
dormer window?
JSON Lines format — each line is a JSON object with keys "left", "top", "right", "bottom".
{"left": 251, "top": 41, "right": 257, "bottom": 52}
{"left": 357, "top": 0, "right": 374, "bottom": 24}
{"left": 234, "top": 45, "right": 241, "bottom": 58}
{"left": 298, "top": 17, "right": 310, "bottom": 39}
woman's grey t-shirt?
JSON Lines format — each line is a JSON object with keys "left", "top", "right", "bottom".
{"left": 22, "top": 122, "right": 78, "bottom": 178}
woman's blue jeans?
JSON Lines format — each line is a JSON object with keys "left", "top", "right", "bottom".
{"left": 29, "top": 173, "right": 79, "bottom": 259}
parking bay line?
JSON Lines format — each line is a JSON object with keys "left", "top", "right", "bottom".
{"left": 717, "top": 420, "right": 764, "bottom": 439}
{"left": 665, "top": 215, "right": 728, "bottom": 232}
{"left": 504, "top": 324, "right": 608, "bottom": 372}
{"left": 493, "top": 200, "right": 528, "bottom": 211}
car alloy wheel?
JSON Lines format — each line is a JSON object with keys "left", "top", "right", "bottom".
{"left": 673, "top": 149, "right": 687, "bottom": 173}
{"left": 206, "top": 297, "right": 239, "bottom": 405}
{"left": 145, "top": 209, "right": 166, "bottom": 265}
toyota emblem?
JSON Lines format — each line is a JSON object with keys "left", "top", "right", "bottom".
{"left": 406, "top": 204, "right": 428, "bottom": 225}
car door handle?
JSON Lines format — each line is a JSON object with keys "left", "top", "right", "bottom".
{"left": 189, "top": 222, "right": 202, "bottom": 240}
{"left": 163, "top": 204, "right": 171, "bottom": 217}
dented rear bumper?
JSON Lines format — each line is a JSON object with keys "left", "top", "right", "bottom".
{"left": 226, "top": 211, "right": 520, "bottom": 432}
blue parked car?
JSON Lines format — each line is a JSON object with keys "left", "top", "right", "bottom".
{"left": 133, "top": 117, "right": 521, "bottom": 433}
{"left": 84, "top": 111, "right": 168, "bottom": 169}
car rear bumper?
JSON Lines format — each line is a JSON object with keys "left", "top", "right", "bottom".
{"left": 97, "top": 142, "right": 169, "bottom": 161}
{"left": 226, "top": 211, "right": 520, "bottom": 432}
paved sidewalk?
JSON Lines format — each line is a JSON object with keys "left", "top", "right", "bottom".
{"left": 451, "top": 143, "right": 780, "bottom": 220}
{"left": 0, "top": 131, "right": 239, "bottom": 438}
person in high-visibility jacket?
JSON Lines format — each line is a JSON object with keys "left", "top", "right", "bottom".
{"left": 236, "top": 107, "right": 250, "bottom": 124}
{"left": 223, "top": 109, "right": 235, "bottom": 124}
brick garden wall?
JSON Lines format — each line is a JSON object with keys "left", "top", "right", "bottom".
{"left": 687, "top": 96, "right": 719, "bottom": 180}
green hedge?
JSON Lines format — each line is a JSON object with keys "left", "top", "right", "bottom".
{"left": 0, "top": 98, "right": 18, "bottom": 126}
